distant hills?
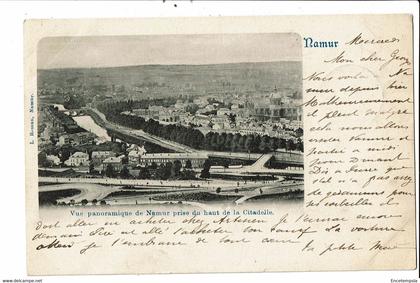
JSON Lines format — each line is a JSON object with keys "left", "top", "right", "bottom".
{"left": 38, "top": 61, "right": 302, "bottom": 99}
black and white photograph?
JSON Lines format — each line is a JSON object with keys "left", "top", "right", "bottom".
{"left": 37, "top": 33, "right": 304, "bottom": 209}
{"left": 0, "top": 2, "right": 415, "bottom": 281}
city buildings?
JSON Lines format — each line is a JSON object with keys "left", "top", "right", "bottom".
{"left": 43, "top": 105, "right": 81, "bottom": 133}
{"left": 252, "top": 93, "right": 302, "bottom": 122}
{"left": 58, "top": 132, "right": 95, "bottom": 146}
{"left": 102, "top": 156, "right": 124, "bottom": 171}
{"left": 64, "top": 152, "right": 89, "bottom": 167}
{"left": 123, "top": 90, "right": 302, "bottom": 141}
{"left": 138, "top": 153, "right": 208, "bottom": 168}
{"left": 91, "top": 151, "right": 116, "bottom": 164}
{"left": 38, "top": 85, "right": 303, "bottom": 176}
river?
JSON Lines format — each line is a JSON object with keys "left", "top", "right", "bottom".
{"left": 72, "top": 115, "right": 111, "bottom": 142}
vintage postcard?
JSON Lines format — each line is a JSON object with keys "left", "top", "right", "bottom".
{"left": 24, "top": 15, "right": 416, "bottom": 275}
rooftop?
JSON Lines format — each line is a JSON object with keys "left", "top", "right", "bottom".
{"left": 70, "top": 152, "right": 89, "bottom": 158}
{"left": 141, "top": 153, "right": 208, "bottom": 159}
{"left": 103, "top": 156, "right": 123, "bottom": 163}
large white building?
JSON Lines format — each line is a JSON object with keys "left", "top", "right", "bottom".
{"left": 252, "top": 93, "right": 302, "bottom": 122}
{"left": 138, "top": 153, "right": 208, "bottom": 168}
{"left": 64, "top": 152, "right": 89, "bottom": 167}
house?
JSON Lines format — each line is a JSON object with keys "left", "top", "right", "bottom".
{"left": 46, "top": 155, "right": 61, "bottom": 166}
{"left": 211, "top": 115, "right": 229, "bottom": 130}
{"left": 204, "top": 104, "right": 216, "bottom": 112}
{"left": 217, "top": 108, "right": 231, "bottom": 116}
{"left": 102, "top": 156, "right": 123, "bottom": 171}
{"left": 58, "top": 132, "right": 95, "bottom": 146}
{"left": 75, "top": 132, "right": 95, "bottom": 145}
{"left": 64, "top": 152, "right": 89, "bottom": 167}
{"left": 128, "top": 145, "right": 147, "bottom": 164}
{"left": 193, "top": 114, "right": 211, "bottom": 126}
{"left": 193, "top": 97, "right": 207, "bottom": 107}
{"left": 91, "top": 151, "right": 115, "bottom": 164}
{"left": 174, "top": 100, "right": 187, "bottom": 110}
{"left": 158, "top": 108, "right": 180, "bottom": 123}
{"left": 58, "top": 134, "right": 72, "bottom": 146}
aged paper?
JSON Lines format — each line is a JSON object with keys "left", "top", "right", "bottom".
{"left": 24, "top": 15, "right": 416, "bottom": 275}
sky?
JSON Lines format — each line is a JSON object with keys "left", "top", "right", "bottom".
{"left": 37, "top": 33, "right": 301, "bottom": 69}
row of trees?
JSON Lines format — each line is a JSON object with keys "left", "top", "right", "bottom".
{"left": 97, "top": 101, "right": 303, "bottom": 153}
{"left": 53, "top": 199, "right": 107, "bottom": 206}
{"left": 202, "top": 131, "right": 303, "bottom": 152}
{"left": 102, "top": 160, "right": 197, "bottom": 181}
{"left": 97, "top": 98, "right": 177, "bottom": 113}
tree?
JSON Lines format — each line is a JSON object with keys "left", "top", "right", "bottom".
{"left": 295, "top": 127, "right": 303, "bottom": 138}
{"left": 138, "top": 167, "right": 151, "bottom": 179}
{"left": 286, "top": 139, "right": 296, "bottom": 151}
{"left": 224, "top": 133, "right": 233, "bottom": 150}
{"left": 173, "top": 160, "right": 182, "bottom": 177}
{"left": 121, "top": 155, "right": 129, "bottom": 165}
{"left": 216, "top": 187, "right": 221, "bottom": 194}
{"left": 89, "top": 163, "right": 95, "bottom": 174}
{"left": 231, "top": 133, "right": 241, "bottom": 152}
{"left": 296, "top": 139, "right": 304, "bottom": 152}
{"left": 64, "top": 94, "right": 85, "bottom": 109}
{"left": 164, "top": 162, "right": 173, "bottom": 179}
{"left": 279, "top": 138, "right": 286, "bottom": 150}
{"left": 244, "top": 135, "right": 254, "bottom": 152}
{"left": 204, "top": 132, "right": 214, "bottom": 149}
{"left": 180, "top": 169, "right": 196, "bottom": 180}
{"left": 269, "top": 137, "right": 278, "bottom": 152}
{"left": 38, "top": 152, "right": 50, "bottom": 167}
{"left": 92, "top": 199, "right": 98, "bottom": 205}
{"left": 226, "top": 113, "right": 236, "bottom": 126}
{"left": 253, "top": 135, "right": 261, "bottom": 153}
{"left": 217, "top": 133, "right": 226, "bottom": 151}
{"left": 60, "top": 147, "right": 72, "bottom": 163}
{"left": 185, "top": 160, "right": 192, "bottom": 169}
{"left": 49, "top": 135, "right": 58, "bottom": 146}
{"left": 105, "top": 164, "right": 115, "bottom": 178}
{"left": 156, "top": 163, "right": 166, "bottom": 179}
{"left": 186, "top": 104, "right": 199, "bottom": 115}
{"left": 156, "top": 162, "right": 172, "bottom": 180}
{"left": 120, "top": 165, "right": 130, "bottom": 179}
{"left": 259, "top": 135, "right": 271, "bottom": 153}
{"left": 200, "top": 159, "right": 211, "bottom": 178}
{"left": 81, "top": 199, "right": 88, "bottom": 206}
{"left": 210, "top": 133, "right": 219, "bottom": 150}
{"left": 238, "top": 135, "right": 246, "bottom": 152}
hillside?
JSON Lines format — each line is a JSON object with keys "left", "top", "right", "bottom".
{"left": 38, "top": 61, "right": 302, "bottom": 99}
